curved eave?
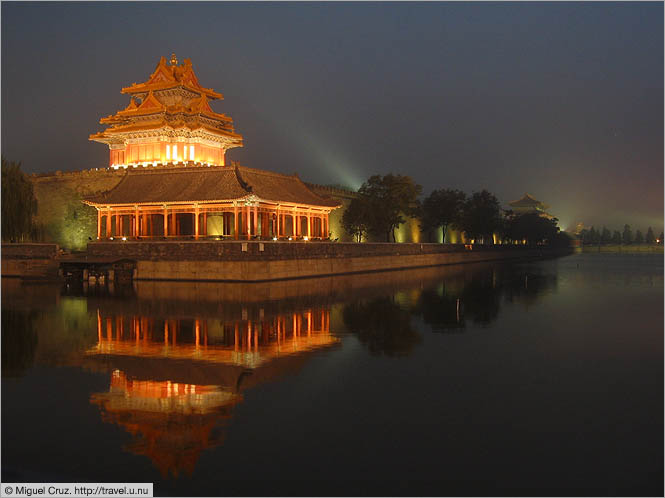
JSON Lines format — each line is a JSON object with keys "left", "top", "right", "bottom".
{"left": 257, "top": 198, "right": 341, "bottom": 210}
{"left": 121, "top": 83, "right": 222, "bottom": 100}
{"left": 83, "top": 196, "right": 339, "bottom": 210}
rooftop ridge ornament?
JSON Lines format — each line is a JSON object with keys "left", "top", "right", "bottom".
{"left": 170, "top": 53, "right": 178, "bottom": 66}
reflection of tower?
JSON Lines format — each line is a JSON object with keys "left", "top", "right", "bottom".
{"left": 87, "top": 306, "right": 338, "bottom": 477}
{"left": 91, "top": 370, "right": 238, "bottom": 477}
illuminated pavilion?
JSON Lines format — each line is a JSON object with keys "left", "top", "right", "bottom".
{"left": 85, "top": 54, "right": 340, "bottom": 240}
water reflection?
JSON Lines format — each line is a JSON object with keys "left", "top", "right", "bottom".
{"left": 343, "top": 297, "right": 420, "bottom": 356}
{"left": 1, "top": 309, "right": 39, "bottom": 377}
{"left": 413, "top": 267, "right": 558, "bottom": 333}
{"left": 2, "top": 261, "right": 563, "bottom": 483}
{"left": 86, "top": 304, "right": 337, "bottom": 477}
{"left": 91, "top": 370, "right": 238, "bottom": 478}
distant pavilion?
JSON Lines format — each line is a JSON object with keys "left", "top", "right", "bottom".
{"left": 85, "top": 54, "right": 340, "bottom": 240}
{"left": 508, "top": 193, "right": 555, "bottom": 219}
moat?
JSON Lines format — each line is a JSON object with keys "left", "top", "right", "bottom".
{"left": 2, "top": 253, "right": 662, "bottom": 496}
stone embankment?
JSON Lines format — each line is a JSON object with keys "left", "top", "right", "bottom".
{"left": 2, "top": 241, "right": 572, "bottom": 282}
{"left": 1, "top": 243, "right": 61, "bottom": 279}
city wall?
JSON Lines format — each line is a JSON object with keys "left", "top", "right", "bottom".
{"left": 2, "top": 241, "right": 569, "bottom": 282}
{"left": 87, "top": 241, "right": 565, "bottom": 282}
{"left": 30, "top": 169, "right": 126, "bottom": 247}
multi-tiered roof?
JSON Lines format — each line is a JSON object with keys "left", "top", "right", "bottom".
{"left": 90, "top": 54, "right": 243, "bottom": 168}
{"left": 508, "top": 193, "right": 554, "bottom": 219}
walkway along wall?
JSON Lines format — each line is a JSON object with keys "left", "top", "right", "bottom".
{"left": 82, "top": 241, "right": 571, "bottom": 282}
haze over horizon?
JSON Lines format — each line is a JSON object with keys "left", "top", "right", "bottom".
{"left": 2, "top": 2, "right": 662, "bottom": 231}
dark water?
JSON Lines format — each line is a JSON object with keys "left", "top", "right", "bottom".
{"left": 2, "top": 253, "right": 663, "bottom": 496}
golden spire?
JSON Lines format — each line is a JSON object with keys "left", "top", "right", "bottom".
{"left": 170, "top": 53, "right": 178, "bottom": 66}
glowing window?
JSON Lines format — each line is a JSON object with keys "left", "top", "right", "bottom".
{"left": 190, "top": 145, "right": 195, "bottom": 161}
{"left": 166, "top": 145, "right": 171, "bottom": 161}
{"left": 173, "top": 145, "right": 178, "bottom": 161}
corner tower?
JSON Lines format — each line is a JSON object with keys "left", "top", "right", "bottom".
{"left": 90, "top": 54, "right": 243, "bottom": 169}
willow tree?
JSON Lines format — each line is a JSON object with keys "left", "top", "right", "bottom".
{"left": 1, "top": 158, "right": 38, "bottom": 242}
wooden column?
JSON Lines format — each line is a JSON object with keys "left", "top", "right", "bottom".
{"left": 203, "top": 212, "right": 207, "bottom": 236}
{"left": 194, "top": 206, "right": 200, "bottom": 239}
{"left": 134, "top": 207, "right": 140, "bottom": 236}
{"left": 163, "top": 207, "right": 168, "bottom": 236}
{"left": 307, "top": 213, "right": 311, "bottom": 237}
{"left": 253, "top": 206, "right": 258, "bottom": 238}
{"left": 106, "top": 210, "right": 111, "bottom": 238}
{"left": 97, "top": 210, "right": 101, "bottom": 239}
{"left": 246, "top": 205, "right": 251, "bottom": 239}
{"left": 233, "top": 206, "right": 239, "bottom": 240}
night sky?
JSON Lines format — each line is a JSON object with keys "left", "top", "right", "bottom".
{"left": 2, "top": 2, "right": 662, "bottom": 231}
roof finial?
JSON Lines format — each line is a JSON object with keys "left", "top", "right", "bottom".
{"left": 170, "top": 53, "right": 178, "bottom": 66}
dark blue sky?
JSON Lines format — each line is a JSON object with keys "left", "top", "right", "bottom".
{"left": 2, "top": 2, "right": 662, "bottom": 230}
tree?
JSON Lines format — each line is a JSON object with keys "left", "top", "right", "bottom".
{"left": 622, "top": 224, "right": 632, "bottom": 245}
{"left": 459, "top": 190, "right": 502, "bottom": 244}
{"left": 1, "top": 157, "right": 38, "bottom": 242}
{"left": 635, "top": 229, "right": 644, "bottom": 244}
{"left": 645, "top": 227, "right": 655, "bottom": 244}
{"left": 420, "top": 188, "right": 466, "bottom": 243}
{"left": 659, "top": 232, "right": 664, "bottom": 244}
{"left": 341, "top": 196, "right": 371, "bottom": 242}
{"left": 612, "top": 230, "right": 622, "bottom": 244}
{"left": 357, "top": 174, "right": 422, "bottom": 242}
{"left": 601, "top": 226, "right": 612, "bottom": 244}
{"left": 588, "top": 226, "right": 599, "bottom": 245}
{"left": 505, "top": 212, "right": 559, "bottom": 245}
